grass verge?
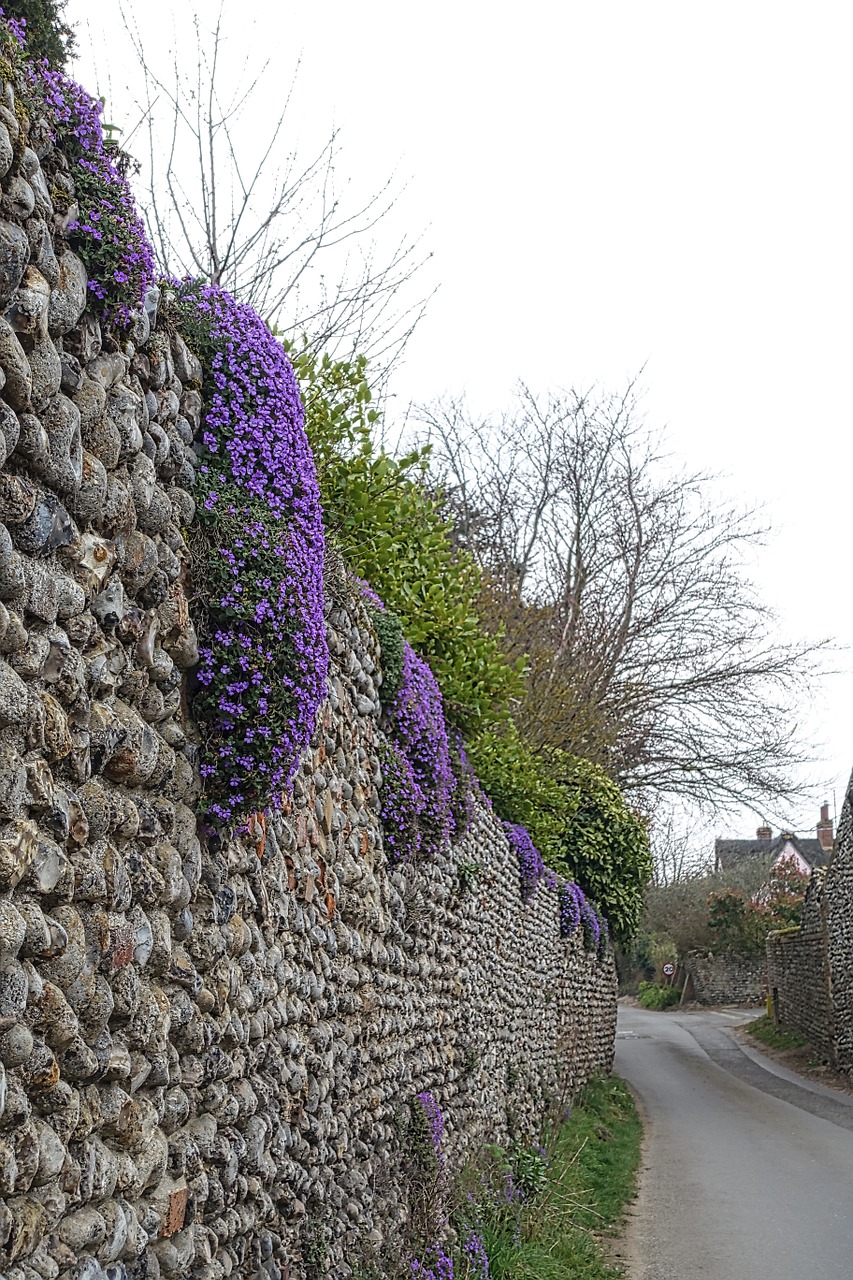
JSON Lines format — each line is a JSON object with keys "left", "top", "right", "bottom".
{"left": 745, "top": 1014, "right": 807, "bottom": 1052}
{"left": 468, "top": 1076, "right": 642, "bottom": 1279}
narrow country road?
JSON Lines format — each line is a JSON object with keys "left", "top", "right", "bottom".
{"left": 615, "top": 1003, "right": 853, "bottom": 1280}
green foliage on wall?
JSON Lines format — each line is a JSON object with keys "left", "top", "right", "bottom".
{"left": 291, "top": 342, "right": 651, "bottom": 937}
{"left": 370, "top": 606, "right": 405, "bottom": 707}
{"left": 468, "top": 723, "right": 651, "bottom": 939}
{"left": 550, "top": 754, "right": 653, "bottom": 941}
{"left": 291, "top": 345, "right": 524, "bottom": 730}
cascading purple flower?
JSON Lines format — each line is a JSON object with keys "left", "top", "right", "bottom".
{"left": 350, "top": 573, "right": 385, "bottom": 611}
{"left": 503, "top": 822, "right": 546, "bottom": 903}
{"left": 175, "top": 281, "right": 328, "bottom": 825}
{"left": 378, "top": 739, "right": 425, "bottom": 864}
{"left": 8, "top": 28, "right": 155, "bottom": 323}
{"left": 579, "top": 894, "right": 602, "bottom": 951}
{"left": 558, "top": 881, "right": 583, "bottom": 936}
{"left": 385, "top": 641, "right": 455, "bottom": 857}
{"left": 449, "top": 731, "right": 477, "bottom": 838}
{"left": 558, "top": 879, "right": 609, "bottom": 956}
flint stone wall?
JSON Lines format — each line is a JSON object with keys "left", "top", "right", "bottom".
{"left": 0, "top": 90, "right": 617, "bottom": 1280}
{"left": 683, "top": 951, "right": 766, "bottom": 1006}
{"left": 766, "top": 773, "right": 853, "bottom": 1070}
{"left": 766, "top": 872, "right": 835, "bottom": 1062}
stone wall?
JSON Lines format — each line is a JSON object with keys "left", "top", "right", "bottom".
{"left": 766, "top": 871, "right": 835, "bottom": 1062}
{"left": 823, "top": 779, "right": 853, "bottom": 1070}
{"left": 683, "top": 951, "right": 766, "bottom": 1006}
{"left": 766, "top": 774, "right": 853, "bottom": 1070}
{"left": 0, "top": 73, "right": 617, "bottom": 1280}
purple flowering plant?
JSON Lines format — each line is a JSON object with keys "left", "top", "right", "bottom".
{"left": 580, "top": 894, "right": 602, "bottom": 952}
{"left": 503, "top": 822, "right": 547, "bottom": 903}
{"left": 558, "top": 879, "right": 609, "bottom": 957}
{"left": 558, "top": 880, "right": 583, "bottom": 937}
{"left": 377, "top": 739, "right": 425, "bottom": 864}
{"left": 412, "top": 1090, "right": 446, "bottom": 1176}
{"left": 462, "top": 1232, "right": 490, "bottom": 1279}
{"left": 409, "top": 1247, "right": 455, "bottom": 1280}
{"left": 166, "top": 280, "right": 328, "bottom": 826}
{"left": 381, "top": 641, "right": 456, "bottom": 862}
{"left": 0, "top": 12, "right": 154, "bottom": 324}
{"left": 449, "top": 732, "right": 477, "bottom": 840}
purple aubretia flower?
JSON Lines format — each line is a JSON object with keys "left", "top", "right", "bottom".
{"left": 503, "top": 822, "right": 546, "bottom": 903}
{"left": 410, "top": 1251, "right": 454, "bottom": 1280}
{"left": 383, "top": 641, "right": 456, "bottom": 860}
{"left": 558, "top": 880, "right": 583, "bottom": 936}
{"left": 176, "top": 281, "right": 328, "bottom": 826}
{"left": 463, "top": 1233, "right": 490, "bottom": 1279}
{"left": 416, "top": 1090, "right": 445, "bottom": 1158}
{"left": 17, "top": 46, "right": 154, "bottom": 324}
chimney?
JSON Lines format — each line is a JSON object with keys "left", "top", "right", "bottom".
{"left": 756, "top": 824, "right": 772, "bottom": 840}
{"left": 817, "top": 802, "right": 834, "bottom": 852}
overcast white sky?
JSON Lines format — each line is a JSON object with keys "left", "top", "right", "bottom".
{"left": 66, "top": 0, "right": 853, "bottom": 849}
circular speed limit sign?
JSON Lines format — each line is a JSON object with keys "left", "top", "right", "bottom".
{"left": 662, "top": 963, "right": 676, "bottom": 977}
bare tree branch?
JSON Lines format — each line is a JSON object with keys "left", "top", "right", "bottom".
{"left": 119, "top": 2, "right": 433, "bottom": 387}
{"left": 417, "top": 384, "right": 831, "bottom": 812}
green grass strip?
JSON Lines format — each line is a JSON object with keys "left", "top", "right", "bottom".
{"left": 476, "top": 1076, "right": 642, "bottom": 1279}
{"left": 745, "top": 1014, "right": 808, "bottom": 1052}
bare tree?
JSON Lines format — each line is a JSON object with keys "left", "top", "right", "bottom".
{"left": 118, "top": 4, "right": 432, "bottom": 385}
{"left": 647, "top": 808, "right": 716, "bottom": 888}
{"left": 417, "top": 383, "right": 828, "bottom": 812}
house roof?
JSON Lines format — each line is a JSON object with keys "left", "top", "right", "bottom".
{"left": 714, "top": 833, "right": 831, "bottom": 872}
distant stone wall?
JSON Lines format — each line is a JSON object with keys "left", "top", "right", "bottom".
{"left": 823, "top": 782, "right": 853, "bottom": 1070}
{"left": 0, "top": 62, "right": 617, "bottom": 1280}
{"left": 764, "top": 773, "right": 853, "bottom": 1070}
{"left": 766, "top": 873, "right": 835, "bottom": 1062}
{"left": 683, "top": 951, "right": 766, "bottom": 1006}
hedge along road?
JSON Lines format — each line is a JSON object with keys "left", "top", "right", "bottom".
{"left": 615, "top": 1004, "right": 853, "bottom": 1280}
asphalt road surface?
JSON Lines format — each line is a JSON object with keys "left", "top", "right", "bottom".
{"left": 615, "top": 1003, "right": 853, "bottom": 1280}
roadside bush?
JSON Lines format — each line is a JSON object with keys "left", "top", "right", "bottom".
{"left": 637, "top": 981, "right": 681, "bottom": 1011}
{"left": 641, "top": 851, "right": 798, "bottom": 958}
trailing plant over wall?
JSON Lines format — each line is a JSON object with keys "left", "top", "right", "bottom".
{"left": 503, "top": 822, "right": 555, "bottom": 904}
{"left": 379, "top": 641, "right": 456, "bottom": 861}
{"left": 166, "top": 281, "right": 328, "bottom": 826}
{"left": 377, "top": 738, "right": 425, "bottom": 865}
{"left": 2, "top": 15, "right": 154, "bottom": 323}
{"left": 370, "top": 605, "right": 405, "bottom": 707}
{"left": 558, "top": 881, "right": 607, "bottom": 956}
{"left": 292, "top": 346, "right": 523, "bottom": 730}
{"left": 469, "top": 725, "right": 650, "bottom": 939}
{"left": 448, "top": 733, "right": 477, "bottom": 840}
{"left": 387, "top": 643, "right": 455, "bottom": 852}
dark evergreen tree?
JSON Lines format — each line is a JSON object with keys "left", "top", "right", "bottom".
{"left": 4, "top": 0, "right": 75, "bottom": 69}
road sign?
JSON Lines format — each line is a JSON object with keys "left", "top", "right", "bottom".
{"left": 662, "top": 963, "right": 676, "bottom": 977}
